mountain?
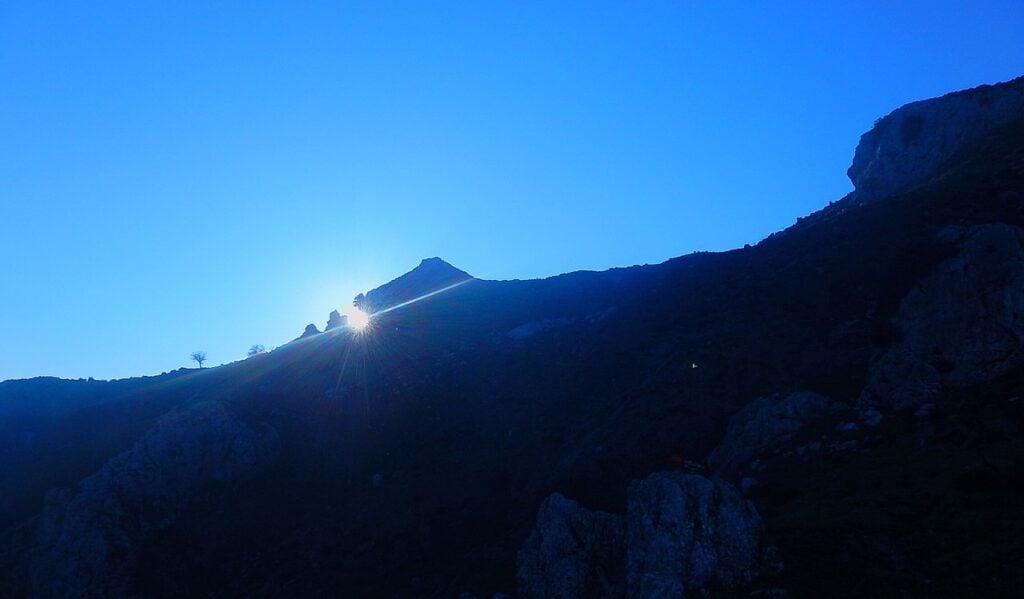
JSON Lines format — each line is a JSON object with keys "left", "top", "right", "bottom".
{"left": 2, "top": 76, "right": 1023, "bottom": 597}
{"left": 354, "top": 257, "right": 475, "bottom": 314}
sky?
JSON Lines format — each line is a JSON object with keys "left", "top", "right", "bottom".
{"left": 1, "top": 1, "right": 1022, "bottom": 381}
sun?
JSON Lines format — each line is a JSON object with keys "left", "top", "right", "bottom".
{"left": 346, "top": 308, "right": 372, "bottom": 332}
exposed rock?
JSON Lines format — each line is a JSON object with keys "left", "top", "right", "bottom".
{"left": 708, "top": 392, "right": 836, "bottom": 478}
{"left": 626, "top": 472, "right": 769, "bottom": 597}
{"left": 355, "top": 257, "right": 473, "bottom": 314}
{"left": 861, "top": 408, "right": 884, "bottom": 427}
{"left": 326, "top": 310, "right": 348, "bottom": 330}
{"left": 517, "top": 493, "right": 625, "bottom": 599}
{"left": 860, "top": 224, "right": 1024, "bottom": 410}
{"left": 30, "top": 402, "right": 277, "bottom": 597}
{"left": 914, "top": 403, "right": 937, "bottom": 418}
{"left": 848, "top": 75, "right": 1024, "bottom": 200}
{"left": 300, "top": 323, "right": 321, "bottom": 338}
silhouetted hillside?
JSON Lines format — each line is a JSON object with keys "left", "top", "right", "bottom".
{"left": 2, "top": 76, "right": 1023, "bottom": 597}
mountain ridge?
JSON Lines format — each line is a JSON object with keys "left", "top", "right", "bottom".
{"left": 2, "top": 75, "right": 1023, "bottom": 597}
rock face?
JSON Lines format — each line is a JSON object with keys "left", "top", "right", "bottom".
{"left": 355, "top": 257, "right": 473, "bottom": 314}
{"left": 626, "top": 473, "right": 767, "bottom": 598}
{"left": 519, "top": 474, "right": 772, "bottom": 598}
{"left": 860, "top": 224, "right": 1024, "bottom": 410}
{"left": 517, "top": 494, "right": 625, "bottom": 599}
{"left": 30, "top": 402, "right": 277, "bottom": 597}
{"left": 326, "top": 310, "right": 348, "bottom": 330}
{"left": 848, "top": 75, "right": 1024, "bottom": 200}
{"left": 708, "top": 392, "right": 835, "bottom": 478}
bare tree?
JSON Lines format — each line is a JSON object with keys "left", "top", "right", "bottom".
{"left": 191, "top": 351, "right": 207, "bottom": 369}
{"left": 247, "top": 344, "right": 266, "bottom": 357}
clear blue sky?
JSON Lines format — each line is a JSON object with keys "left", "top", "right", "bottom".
{"left": 2, "top": 1, "right": 1022, "bottom": 381}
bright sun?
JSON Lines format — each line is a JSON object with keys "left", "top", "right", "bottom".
{"left": 346, "top": 308, "right": 372, "bottom": 332}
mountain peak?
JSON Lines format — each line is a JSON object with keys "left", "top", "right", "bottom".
{"left": 415, "top": 256, "right": 465, "bottom": 274}
{"left": 355, "top": 258, "right": 473, "bottom": 314}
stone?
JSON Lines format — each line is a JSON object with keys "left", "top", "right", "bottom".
{"left": 860, "top": 224, "right": 1024, "bottom": 410}
{"left": 861, "top": 409, "right": 884, "bottom": 427}
{"left": 300, "top": 323, "right": 321, "bottom": 338}
{"left": 626, "top": 472, "right": 767, "bottom": 598}
{"left": 914, "top": 403, "right": 936, "bottom": 418}
{"left": 326, "top": 310, "right": 348, "bottom": 330}
{"left": 708, "top": 392, "right": 836, "bottom": 478}
{"left": 30, "top": 402, "right": 278, "bottom": 597}
{"left": 848, "top": 76, "right": 1024, "bottom": 200}
{"left": 517, "top": 493, "right": 625, "bottom": 599}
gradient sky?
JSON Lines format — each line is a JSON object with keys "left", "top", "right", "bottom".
{"left": 2, "top": 1, "right": 1022, "bottom": 381}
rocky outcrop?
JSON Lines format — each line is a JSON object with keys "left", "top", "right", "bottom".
{"left": 848, "top": 75, "right": 1024, "bottom": 200}
{"left": 626, "top": 473, "right": 770, "bottom": 598}
{"left": 30, "top": 402, "right": 278, "bottom": 597}
{"left": 326, "top": 310, "right": 348, "bottom": 330}
{"left": 300, "top": 323, "right": 321, "bottom": 338}
{"left": 517, "top": 494, "right": 625, "bottom": 598}
{"left": 860, "top": 224, "right": 1024, "bottom": 410}
{"left": 708, "top": 392, "right": 836, "bottom": 479}
{"left": 520, "top": 474, "right": 774, "bottom": 598}
{"left": 355, "top": 257, "right": 473, "bottom": 314}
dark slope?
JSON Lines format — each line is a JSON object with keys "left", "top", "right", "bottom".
{"left": 2, "top": 77, "right": 1024, "bottom": 597}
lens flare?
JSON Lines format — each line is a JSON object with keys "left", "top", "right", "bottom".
{"left": 346, "top": 308, "right": 372, "bottom": 332}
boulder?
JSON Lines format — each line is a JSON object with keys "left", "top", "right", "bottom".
{"left": 326, "top": 310, "right": 348, "bottom": 330}
{"left": 626, "top": 472, "right": 768, "bottom": 598}
{"left": 300, "top": 323, "right": 321, "bottom": 338}
{"left": 517, "top": 493, "right": 625, "bottom": 599}
{"left": 860, "top": 224, "right": 1024, "bottom": 410}
{"left": 708, "top": 392, "right": 836, "bottom": 478}
{"left": 848, "top": 75, "right": 1024, "bottom": 200}
{"left": 30, "top": 402, "right": 278, "bottom": 597}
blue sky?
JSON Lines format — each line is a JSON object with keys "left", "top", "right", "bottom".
{"left": 2, "top": 1, "right": 1022, "bottom": 381}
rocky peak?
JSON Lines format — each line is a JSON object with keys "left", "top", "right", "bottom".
{"left": 325, "top": 310, "right": 347, "bottom": 331}
{"left": 354, "top": 257, "right": 473, "bottom": 314}
{"left": 299, "top": 323, "right": 320, "bottom": 339}
{"left": 848, "top": 75, "right": 1024, "bottom": 200}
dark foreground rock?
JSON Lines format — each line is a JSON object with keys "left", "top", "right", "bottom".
{"left": 860, "top": 223, "right": 1024, "bottom": 410}
{"left": 520, "top": 473, "right": 774, "bottom": 598}
{"left": 626, "top": 473, "right": 771, "bottom": 598}
{"left": 30, "top": 402, "right": 277, "bottom": 597}
{"left": 517, "top": 494, "right": 625, "bottom": 598}
{"left": 708, "top": 392, "right": 836, "bottom": 479}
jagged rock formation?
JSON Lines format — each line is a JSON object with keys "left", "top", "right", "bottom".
{"left": 354, "top": 257, "right": 473, "bottom": 314}
{"left": 326, "top": 310, "right": 347, "bottom": 330}
{"left": 626, "top": 473, "right": 770, "bottom": 598}
{"left": 299, "top": 323, "right": 320, "bottom": 338}
{"left": 708, "top": 392, "right": 836, "bottom": 478}
{"left": 848, "top": 76, "right": 1024, "bottom": 200}
{"left": 30, "top": 402, "right": 278, "bottom": 597}
{"left": 860, "top": 223, "right": 1024, "bottom": 410}
{"left": 519, "top": 473, "right": 773, "bottom": 598}
{"left": 516, "top": 494, "right": 625, "bottom": 598}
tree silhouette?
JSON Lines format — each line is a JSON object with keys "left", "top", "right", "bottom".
{"left": 191, "top": 351, "right": 207, "bottom": 368}
{"left": 247, "top": 344, "right": 266, "bottom": 357}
